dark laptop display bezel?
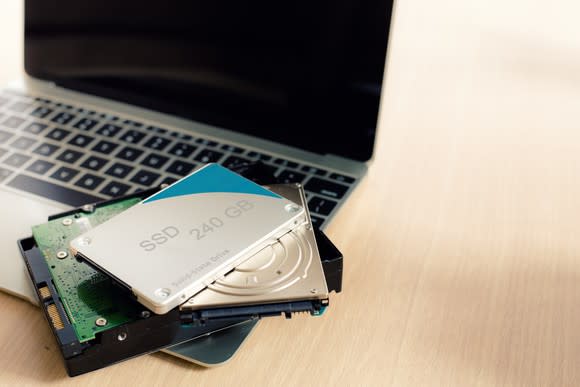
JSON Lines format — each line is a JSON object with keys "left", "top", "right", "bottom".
{"left": 24, "top": 1, "right": 392, "bottom": 162}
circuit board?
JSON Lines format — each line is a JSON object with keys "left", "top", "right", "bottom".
{"left": 32, "top": 198, "right": 142, "bottom": 343}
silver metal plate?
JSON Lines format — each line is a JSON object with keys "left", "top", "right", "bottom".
{"left": 69, "top": 164, "right": 306, "bottom": 314}
{"left": 181, "top": 184, "right": 329, "bottom": 311}
{"left": 162, "top": 320, "right": 258, "bottom": 367}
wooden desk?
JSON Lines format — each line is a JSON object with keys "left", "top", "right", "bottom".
{"left": 2, "top": 1, "right": 580, "bottom": 385}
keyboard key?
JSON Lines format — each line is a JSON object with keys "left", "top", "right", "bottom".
{"left": 0, "top": 167, "right": 13, "bottom": 182}
{"left": 168, "top": 142, "right": 196, "bottom": 158}
{"left": 195, "top": 138, "right": 219, "bottom": 147}
{"left": 50, "top": 167, "right": 80, "bottom": 183}
{"left": 194, "top": 149, "right": 224, "bottom": 163}
{"left": 166, "top": 160, "right": 196, "bottom": 176}
{"left": 221, "top": 144, "right": 244, "bottom": 154}
{"left": 277, "top": 169, "right": 306, "bottom": 184}
{"left": 222, "top": 156, "right": 251, "bottom": 170}
{"left": 9, "top": 173, "right": 102, "bottom": 206}
{"left": 30, "top": 106, "right": 53, "bottom": 118}
{"left": 120, "top": 129, "right": 146, "bottom": 144}
{"left": 68, "top": 134, "right": 95, "bottom": 148}
{"left": 123, "top": 119, "right": 143, "bottom": 127}
{"left": 171, "top": 132, "right": 192, "bottom": 141}
{"left": 310, "top": 215, "right": 325, "bottom": 228}
{"left": 130, "top": 170, "right": 161, "bottom": 187}
{"left": 273, "top": 158, "right": 298, "bottom": 169}
{"left": 51, "top": 112, "right": 76, "bottom": 125}
{"left": 92, "top": 140, "right": 119, "bottom": 154}
{"left": 260, "top": 162, "right": 279, "bottom": 174}
{"left": 141, "top": 153, "right": 169, "bottom": 168}
{"left": 246, "top": 151, "right": 272, "bottom": 161}
{"left": 8, "top": 101, "right": 32, "bottom": 112}
{"left": 75, "top": 174, "right": 104, "bottom": 190}
{"left": 96, "top": 123, "right": 122, "bottom": 137}
{"left": 56, "top": 149, "right": 84, "bottom": 164}
{"left": 2, "top": 116, "right": 26, "bottom": 129}
{"left": 304, "top": 178, "right": 349, "bottom": 199}
{"left": 105, "top": 162, "right": 133, "bottom": 178}
{"left": 46, "top": 127, "right": 71, "bottom": 141}
{"left": 10, "top": 136, "right": 37, "bottom": 151}
{"left": 0, "top": 130, "right": 14, "bottom": 143}
{"left": 33, "top": 143, "right": 60, "bottom": 157}
{"left": 0, "top": 148, "right": 7, "bottom": 158}
{"left": 223, "top": 160, "right": 275, "bottom": 182}
{"left": 308, "top": 196, "right": 337, "bottom": 216}
{"left": 23, "top": 122, "right": 48, "bottom": 135}
{"left": 80, "top": 156, "right": 109, "bottom": 171}
{"left": 0, "top": 96, "right": 8, "bottom": 106}
{"left": 100, "top": 181, "right": 131, "bottom": 197}
{"left": 73, "top": 118, "right": 99, "bottom": 131}
{"left": 116, "top": 146, "right": 143, "bottom": 161}
{"left": 3, "top": 153, "right": 31, "bottom": 168}
{"left": 143, "top": 136, "right": 171, "bottom": 151}
{"left": 329, "top": 173, "right": 355, "bottom": 184}
{"left": 301, "top": 165, "right": 327, "bottom": 176}
{"left": 26, "top": 160, "right": 55, "bottom": 175}
{"left": 146, "top": 126, "right": 168, "bottom": 134}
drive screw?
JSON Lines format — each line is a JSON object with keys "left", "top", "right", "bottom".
{"left": 95, "top": 317, "right": 107, "bottom": 327}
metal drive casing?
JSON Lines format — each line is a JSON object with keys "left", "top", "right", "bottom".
{"left": 180, "top": 183, "right": 329, "bottom": 311}
{"left": 69, "top": 164, "right": 306, "bottom": 314}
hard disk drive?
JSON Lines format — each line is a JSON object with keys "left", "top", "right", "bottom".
{"left": 18, "top": 174, "right": 342, "bottom": 376}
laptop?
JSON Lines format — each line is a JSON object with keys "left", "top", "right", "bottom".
{"left": 0, "top": 1, "right": 392, "bottom": 303}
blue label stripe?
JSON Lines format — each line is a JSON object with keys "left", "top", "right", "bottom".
{"left": 143, "top": 163, "right": 281, "bottom": 204}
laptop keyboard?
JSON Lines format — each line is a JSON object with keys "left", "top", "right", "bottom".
{"left": 0, "top": 89, "right": 359, "bottom": 228}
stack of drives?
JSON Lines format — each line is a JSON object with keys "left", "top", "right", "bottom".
{"left": 19, "top": 163, "right": 343, "bottom": 376}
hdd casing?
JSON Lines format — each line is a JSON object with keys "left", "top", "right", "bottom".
{"left": 18, "top": 174, "right": 343, "bottom": 376}
{"left": 70, "top": 163, "right": 307, "bottom": 314}
{"left": 19, "top": 235, "right": 250, "bottom": 376}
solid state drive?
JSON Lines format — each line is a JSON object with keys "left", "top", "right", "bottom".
{"left": 70, "top": 163, "right": 306, "bottom": 314}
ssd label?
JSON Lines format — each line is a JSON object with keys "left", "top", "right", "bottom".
{"left": 139, "top": 199, "right": 255, "bottom": 252}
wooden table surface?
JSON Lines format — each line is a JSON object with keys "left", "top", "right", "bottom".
{"left": 2, "top": 1, "right": 580, "bottom": 385}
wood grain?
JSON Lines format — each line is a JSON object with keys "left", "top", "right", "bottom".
{"left": 2, "top": 0, "right": 580, "bottom": 385}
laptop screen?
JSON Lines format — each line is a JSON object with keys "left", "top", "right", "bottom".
{"left": 24, "top": 1, "right": 392, "bottom": 162}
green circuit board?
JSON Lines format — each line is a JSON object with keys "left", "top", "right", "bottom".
{"left": 32, "top": 198, "right": 143, "bottom": 343}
